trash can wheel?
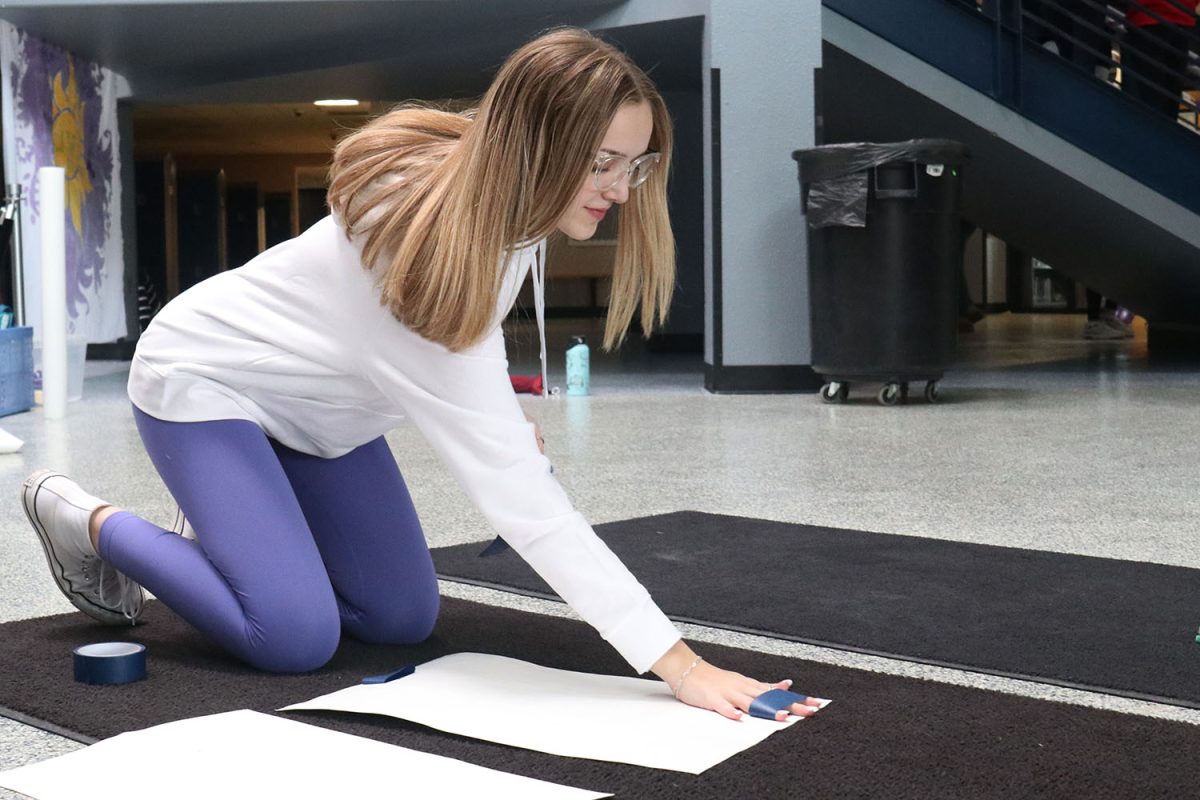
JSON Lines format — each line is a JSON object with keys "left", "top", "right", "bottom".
{"left": 820, "top": 381, "right": 849, "bottom": 404}
{"left": 878, "top": 383, "right": 905, "bottom": 406}
{"left": 924, "top": 381, "right": 940, "bottom": 404}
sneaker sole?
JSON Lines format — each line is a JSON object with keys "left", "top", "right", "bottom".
{"left": 21, "top": 469, "right": 140, "bottom": 626}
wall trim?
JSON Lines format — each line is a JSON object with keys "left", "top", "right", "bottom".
{"left": 709, "top": 66, "right": 723, "bottom": 370}
{"left": 704, "top": 364, "right": 822, "bottom": 394}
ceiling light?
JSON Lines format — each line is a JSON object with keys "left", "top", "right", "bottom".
{"left": 313, "top": 99, "right": 360, "bottom": 107}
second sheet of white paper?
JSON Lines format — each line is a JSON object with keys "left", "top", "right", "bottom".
{"left": 282, "top": 652, "right": 824, "bottom": 774}
{"left": 0, "top": 709, "right": 608, "bottom": 800}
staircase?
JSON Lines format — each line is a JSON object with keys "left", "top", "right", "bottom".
{"left": 820, "top": 0, "right": 1200, "bottom": 337}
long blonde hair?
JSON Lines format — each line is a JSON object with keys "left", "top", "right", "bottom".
{"left": 327, "top": 27, "right": 675, "bottom": 352}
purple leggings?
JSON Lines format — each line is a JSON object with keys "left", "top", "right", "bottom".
{"left": 97, "top": 407, "right": 439, "bottom": 673}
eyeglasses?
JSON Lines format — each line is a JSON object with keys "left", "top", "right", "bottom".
{"left": 592, "top": 152, "right": 661, "bottom": 192}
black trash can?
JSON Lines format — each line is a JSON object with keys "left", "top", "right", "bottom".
{"left": 792, "top": 139, "right": 969, "bottom": 405}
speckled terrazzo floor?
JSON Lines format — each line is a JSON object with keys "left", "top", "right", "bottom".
{"left": 2, "top": 311, "right": 1198, "bottom": 796}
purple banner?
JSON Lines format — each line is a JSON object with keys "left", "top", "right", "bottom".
{"left": 6, "top": 27, "right": 119, "bottom": 332}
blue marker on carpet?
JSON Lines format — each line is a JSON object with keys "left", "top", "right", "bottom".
{"left": 362, "top": 664, "right": 415, "bottom": 684}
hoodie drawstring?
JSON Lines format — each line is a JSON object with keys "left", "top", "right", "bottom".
{"left": 531, "top": 240, "right": 549, "bottom": 398}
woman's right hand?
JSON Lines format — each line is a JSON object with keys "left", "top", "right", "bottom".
{"left": 652, "top": 641, "right": 826, "bottom": 721}
{"left": 675, "top": 660, "right": 824, "bottom": 721}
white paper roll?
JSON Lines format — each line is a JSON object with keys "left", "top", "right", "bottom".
{"left": 38, "top": 167, "right": 67, "bottom": 419}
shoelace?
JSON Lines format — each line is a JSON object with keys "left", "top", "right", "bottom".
{"left": 82, "top": 554, "right": 142, "bottom": 623}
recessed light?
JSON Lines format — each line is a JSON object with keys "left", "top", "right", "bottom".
{"left": 313, "top": 99, "right": 360, "bottom": 107}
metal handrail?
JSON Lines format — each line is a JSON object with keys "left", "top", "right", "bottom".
{"left": 1118, "top": 1, "right": 1200, "bottom": 118}
{"left": 1023, "top": 0, "right": 1120, "bottom": 71}
{"left": 959, "top": 0, "right": 1198, "bottom": 128}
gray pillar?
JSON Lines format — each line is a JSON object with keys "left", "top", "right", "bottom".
{"left": 703, "top": 0, "right": 821, "bottom": 392}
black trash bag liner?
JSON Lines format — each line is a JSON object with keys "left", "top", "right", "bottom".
{"left": 792, "top": 139, "right": 969, "bottom": 228}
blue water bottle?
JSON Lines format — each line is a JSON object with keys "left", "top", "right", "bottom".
{"left": 566, "top": 336, "right": 590, "bottom": 396}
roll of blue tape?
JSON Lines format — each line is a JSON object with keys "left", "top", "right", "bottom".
{"left": 73, "top": 642, "right": 147, "bottom": 685}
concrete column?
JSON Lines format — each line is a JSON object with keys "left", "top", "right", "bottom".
{"left": 703, "top": 0, "right": 822, "bottom": 392}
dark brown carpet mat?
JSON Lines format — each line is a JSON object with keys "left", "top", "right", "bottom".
{"left": 433, "top": 511, "right": 1200, "bottom": 708}
{"left": 1, "top": 599, "right": 1199, "bottom": 798}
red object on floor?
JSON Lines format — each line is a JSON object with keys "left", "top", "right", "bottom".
{"left": 510, "top": 375, "right": 544, "bottom": 394}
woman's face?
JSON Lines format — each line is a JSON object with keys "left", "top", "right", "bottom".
{"left": 556, "top": 101, "right": 654, "bottom": 241}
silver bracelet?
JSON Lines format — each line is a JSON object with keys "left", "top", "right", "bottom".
{"left": 673, "top": 655, "right": 704, "bottom": 698}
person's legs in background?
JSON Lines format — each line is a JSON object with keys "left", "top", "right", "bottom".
{"left": 1067, "top": 0, "right": 1117, "bottom": 80}
{"left": 1024, "top": 0, "right": 1116, "bottom": 79}
{"left": 1024, "top": 0, "right": 1072, "bottom": 53}
{"left": 1083, "top": 288, "right": 1133, "bottom": 339}
{"left": 1103, "top": 299, "right": 1135, "bottom": 337}
{"left": 1121, "top": 21, "right": 1191, "bottom": 118}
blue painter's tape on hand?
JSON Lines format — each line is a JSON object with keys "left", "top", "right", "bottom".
{"left": 748, "top": 688, "right": 810, "bottom": 719}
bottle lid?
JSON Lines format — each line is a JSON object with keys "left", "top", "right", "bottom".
{"left": 568, "top": 335, "right": 587, "bottom": 347}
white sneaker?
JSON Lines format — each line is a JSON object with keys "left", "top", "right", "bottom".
{"left": 1101, "top": 313, "right": 1135, "bottom": 339}
{"left": 21, "top": 470, "right": 145, "bottom": 625}
{"left": 1083, "top": 320, "right": 1127, "bottom": 340}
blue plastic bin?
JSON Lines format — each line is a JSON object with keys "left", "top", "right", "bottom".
{"left": 0, "top": 327, "right": 35, "bottom": 416}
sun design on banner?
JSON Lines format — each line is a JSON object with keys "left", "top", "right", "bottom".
{"left": 49, "top": 60, "right": 93, "bottom": 238}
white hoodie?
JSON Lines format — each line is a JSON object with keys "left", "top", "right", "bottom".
{"left": 128, "top": 215, "right": 681, "bottom": 673}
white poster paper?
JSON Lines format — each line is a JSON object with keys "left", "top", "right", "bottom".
{"left": 282, "top": 652, "right": 827, "bottom": 774}
{"left": 38, "top": 166, "right": 67, "bottom": 418}
{"left": 0, "top": 709, "right": 609, "bottom": 800}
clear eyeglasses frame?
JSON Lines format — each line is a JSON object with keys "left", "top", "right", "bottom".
{"left": 592, "top": 151, "right": 661, "bottom": 192}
